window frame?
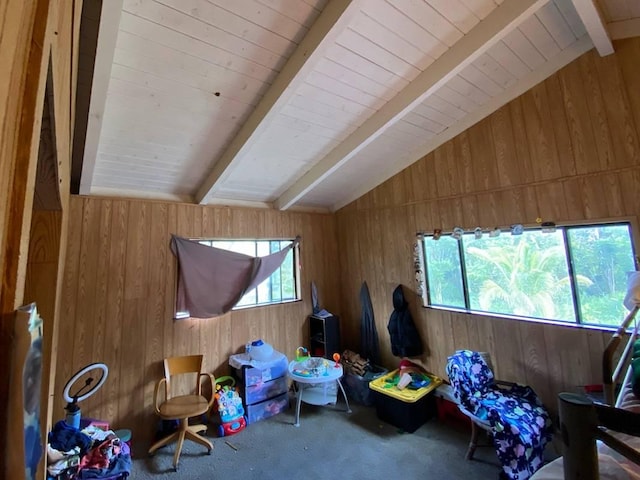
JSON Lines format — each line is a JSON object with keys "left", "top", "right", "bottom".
{"left": 420, "top": 219, "right": 639, "bottom": 330}
{"left": 175, "top": 237, "right": 301, "bottom": 318}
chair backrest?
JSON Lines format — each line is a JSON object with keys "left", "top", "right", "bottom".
{"left": 163, "top": 354, "right": 204, "bottom": 398}
{"left": 446, "top": 350, "right": 495, "bottom": 412}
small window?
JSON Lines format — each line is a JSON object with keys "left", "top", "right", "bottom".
{"left": 421, "top": 222, "right": 637, "bottom": 328}
{"left": 196, "top": 239, "right": 300, "bottom": 309}
{"left": 424, "top": 235, "right": 465, "bottom": 309}
{"left": 199, "top": 240, "right": 300, "bottom": 309}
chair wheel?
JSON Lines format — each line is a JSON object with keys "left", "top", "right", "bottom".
{"left": 207, "top": 448, "right": 212, "bottom": 455}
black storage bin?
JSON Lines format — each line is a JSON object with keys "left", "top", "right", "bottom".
{"left": 372, "top": 389, "right": 437, "bottom": 433}
{"left": 369, "top": 369, "right": 441, "bottom": 433}
{"left": 343, "top": 366, "right": 388, "bottom": 406}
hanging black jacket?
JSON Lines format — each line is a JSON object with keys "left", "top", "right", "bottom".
{"left": 387, "top": 285, "right": 423, "bottom": 358}
{"left": 360, "top": 281, "right": 380, "bottom": 365}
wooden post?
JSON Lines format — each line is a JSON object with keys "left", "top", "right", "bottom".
{"left": 558, "top": 392, "right": 599, "bottom": 480}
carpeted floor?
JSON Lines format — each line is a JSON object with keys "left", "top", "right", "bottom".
{"left": 133, "top": 396, "right": 554, "bottom": 479}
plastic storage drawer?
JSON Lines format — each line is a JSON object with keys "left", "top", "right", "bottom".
{"left": 245, "top": 392, "right": 290, "bottom": 424}
{"left": 235, "top": 355, "right": 288, "bottom": 387}
{"left": 244, "top": 376, "right": 288, "bottom": 405}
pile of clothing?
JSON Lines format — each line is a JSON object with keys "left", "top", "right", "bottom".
{"left": 47, "top": 421, "right": 131, "bottom": 479}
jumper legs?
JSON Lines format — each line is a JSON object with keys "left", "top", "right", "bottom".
{"left": 337, "top": 378, "right": 352, "bottom": 414}
{"left": 294, "top": 383, "right": 303, "bottom": 427}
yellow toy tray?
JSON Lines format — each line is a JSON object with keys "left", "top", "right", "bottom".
{"left": 369, "top": 368, "right": 443, "bottom": 403}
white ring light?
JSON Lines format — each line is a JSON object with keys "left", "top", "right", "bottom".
{"left": 63, "top": 363, "right": 109, "bottom": 404}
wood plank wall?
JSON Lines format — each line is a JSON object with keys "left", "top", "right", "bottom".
{"left": 0, "top": 11, "right": 48, "bottom": 461}
{"left": 24, "top": 210, "right": 62, "bottom": 420}
{"left": 2, "top": 0, "right": 79, "bottom": 478}
{"left": 56, "top": 195, "right": 339, "bottom": 451}
{"left": 335, "top": 38, "right": 640, "bottom": 414}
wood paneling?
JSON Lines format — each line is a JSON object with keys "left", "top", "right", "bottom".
{"left": 33, "top": 84, "right": 61, "bottom": 210}
{"left": 2, "top": 0, "right": 80, "bottom": 478}
{"left": 335, "top": 38, "right": 640, "bottom": 415}
{"left": 56, "top": 196, "right": 339, "bottom": 451}
{"left": 23, "top": 209, "right": 63, "bottom": 470}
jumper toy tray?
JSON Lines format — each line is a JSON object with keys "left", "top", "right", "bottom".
{"left": 288, "top": 357, "right": 343, "bottom": 383}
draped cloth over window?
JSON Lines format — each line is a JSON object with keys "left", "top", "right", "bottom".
{"left": 170, "top": 235, "right": 300, "bottom": 319}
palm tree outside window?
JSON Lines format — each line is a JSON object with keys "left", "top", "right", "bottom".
{"left": 421, "top": 222, "right": 636, "bottom": 328}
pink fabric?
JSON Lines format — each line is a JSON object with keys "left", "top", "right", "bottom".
{"left": 170, "top": 235, "right": 299, "bottom": 319}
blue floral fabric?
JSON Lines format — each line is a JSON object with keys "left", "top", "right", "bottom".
{"left": 446, "top": 350, "right": 553, "bottom": 480}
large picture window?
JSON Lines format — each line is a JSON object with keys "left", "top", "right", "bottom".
{"left": 422, "top": 223, "right": 637, "bottom": 328}
{"left": 198, "top": 239, "right": 300, "bottom": 309}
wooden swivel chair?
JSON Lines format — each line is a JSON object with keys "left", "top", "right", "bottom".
{"left": 148, "top": 355, "right": 215, "bottom": 470}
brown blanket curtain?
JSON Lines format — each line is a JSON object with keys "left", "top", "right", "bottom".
{"left": 170, "top": 235, "right": 300, "bottom": 319}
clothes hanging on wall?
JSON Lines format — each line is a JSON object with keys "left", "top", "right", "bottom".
{"left": 387, "top": 285, "right": 423, "bottom": 358}
{"left": 360, "top": 282, "right": 380, "bottom": 365}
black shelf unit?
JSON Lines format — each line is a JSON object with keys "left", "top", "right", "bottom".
{"left": 309, "top": 314, "right": 340, "bottom": 359}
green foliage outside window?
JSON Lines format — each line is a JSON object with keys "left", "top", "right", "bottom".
{"left": 422, "top": 223, "right": 636, "bottom": 327}
{"left": 567, "top": 225, "right": 635, "bottom": 326}
{"left": 424, "top": 236, "right": 465, "bottom": 308}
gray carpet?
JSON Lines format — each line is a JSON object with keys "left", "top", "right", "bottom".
{"left": 133, "top": 398, "right": 536, "bottom": 480}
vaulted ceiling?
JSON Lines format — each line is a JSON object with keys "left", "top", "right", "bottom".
{"left": 74, "top": 0, "right": 640, "bottom": 211}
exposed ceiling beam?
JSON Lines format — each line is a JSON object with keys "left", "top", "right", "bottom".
{"left": 88, "top": 186, "right": 194, "bottom": 204}
{"left": 570, "top": 0, "right": 614, "bottom": 56}
{"left": 608, "top": 17, "right": 640, "bottom": 40}
{"left": 275, "top": 0, "right": 549, "bottom": 211}
{"left": 78, "top": 0, "right": 123, "bottom": 195}
{"left": 331, "top": 35, "right": 593, "bottom": 212}
{"left": 195, "top": 0, "right": 362, "bottom": 205}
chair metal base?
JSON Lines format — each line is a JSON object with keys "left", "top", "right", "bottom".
{"left": 148, "top": 419, "right": 212, "bottom": 470}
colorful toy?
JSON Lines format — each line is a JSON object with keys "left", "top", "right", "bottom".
{"left": 291, "top": 357, "right": 329, "bottom": 378}
{"left": 332, "top": 352, "right": 341, "bottom": 368}
{"left": 214, "top": 376, "right": 246, "bottom": 437}
{"left": 296, "top": 346, "right": 310, "bottom": 362}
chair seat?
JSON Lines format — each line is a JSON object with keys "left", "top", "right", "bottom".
{"left": 158, "top": 394, "right": 210, "bottom": 419}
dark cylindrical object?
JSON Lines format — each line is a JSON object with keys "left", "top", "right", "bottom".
{"left": 558, "top": 392, "right": 599, "bottom": 480}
